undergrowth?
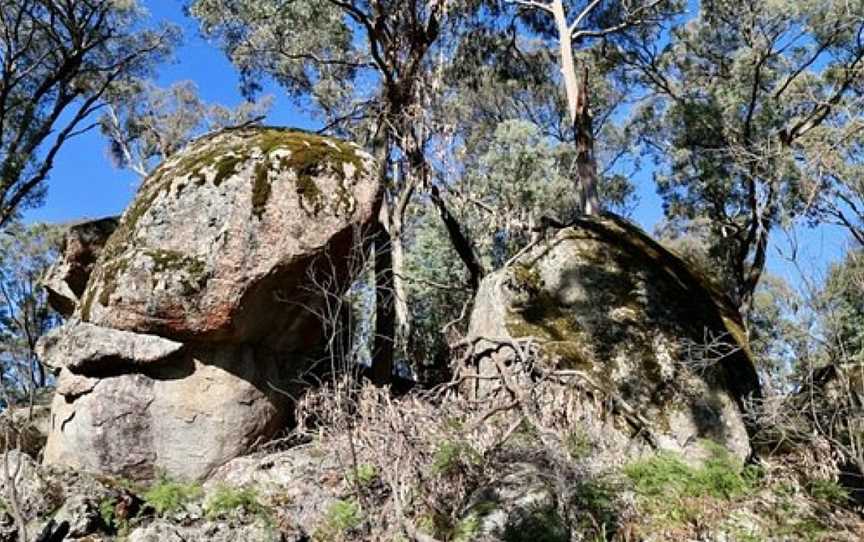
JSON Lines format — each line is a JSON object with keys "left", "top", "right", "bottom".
{"left": 142, "top": 476, "right": 203, "bottom": 517}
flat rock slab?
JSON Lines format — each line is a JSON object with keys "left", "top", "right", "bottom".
{"left": 37, "top": 321, "right": 184, "bottom": 373}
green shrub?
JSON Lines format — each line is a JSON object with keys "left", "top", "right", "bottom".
{"left": 204, "top": 485, "right": 267, "bottom": 520}
{"left": 571, "top": 478, "right": 618, "bottom": 535}
{"left": 452, "top": 512, "right": 481, "bottom": 542}
{"left": 431, "top": 440, "right": 481, "bottom": 476}
{"left": 624, "top": 445, "right": 756, "bottom": 501}
{"left": 565, "top": 430, "right": 592, "bottom": 460}
{"left": 806, "top": 479, "right": 849, "bottom": 505}
{"left": 99, "top": 497, "right": 116, "bottom": 528}
{"left": 313, "top": 499, "right": 363, "bottom": 541}
{"left": 346, "top": 464, "right": 378, "bottom": 487}
{"left": 623, "top": 443, "right": 758, "bottom": 526}
{"left": 142, "top": 478, "right": 203, "bottom": 517}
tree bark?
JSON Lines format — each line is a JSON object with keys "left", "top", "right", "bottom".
{"left": 552, "top": 0, "right": 600, "bottom": 215}
{"left": 371, "top": 136, "right": 395, "bottom": 385}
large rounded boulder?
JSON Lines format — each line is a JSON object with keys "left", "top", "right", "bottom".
{"left": 465, "top": 215, "right": 761, "bottom": 463}
{"left": 79, "top": 127, "right": 377, "bottom": 344}
{"left": 40, "top": 127, "right": 380, "bottom": 480}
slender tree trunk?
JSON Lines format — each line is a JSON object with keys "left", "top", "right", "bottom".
{"left": 373, "top": 209, "right": 396, "bottom": 385}
{"left": 575, "top": 66, "right": 600, "bottom": 215}
{"left": 391, "top": 231, "right": 411, "bottom": 351}
{"left": 372, "top": 136, "right": 395, "bottom": 385}
{"left": 552, "top": 0, "right": 600, "bottom": 215}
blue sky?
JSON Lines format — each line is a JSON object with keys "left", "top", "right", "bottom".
{"left": 22, "top": 0, "right": 851, "bottom": 285}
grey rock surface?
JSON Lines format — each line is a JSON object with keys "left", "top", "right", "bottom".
{"left": 465, "top": 214, "right": 761, "bottom": 463}
{"left": 39, "top": 127, "right": 380, "bottom": 481}
{"left": 42, "top": 216, "right": 119, "bottom": 317}
{"left": 36, "top": 321, "right": 184, "bottom": 373}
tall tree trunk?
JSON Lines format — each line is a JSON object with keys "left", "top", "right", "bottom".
{"left": 552, "top": 0, "right": 600, "bottom": 215}
{"left": 371, "top": 136, "right": 395, "bottom": 386}
{"left": 379, "top": 187, "right": 412, "bottom": 360}
{"left": 387, "top": 160, "right": 412, "bottom": 353}
{"left": 373, "top": 209, "right": 396, "bottom": 385}
{"left": 575, "top": 66, "right": 600, "bottom": 215}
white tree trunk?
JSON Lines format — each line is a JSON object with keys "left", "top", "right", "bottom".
{"left": 551, "top": 0, "right": 600, "bottom": 215}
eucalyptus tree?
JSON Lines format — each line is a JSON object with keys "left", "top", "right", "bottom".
{"left": 504, "top": 0, "right": 677, "bottom": 214}
{"left": 100, "top": 80, "right": 272, "bottom": 178}
{"left": 189, "top": 0, "right": 488, "bottom": 382}
{"left": 822, "top": 249, "right": 864, "bottom": 366}
{"left": 0, "top": 222, "right": 63, "bottom": 398}
{"left": 0, "top": 0, "right": 179, "bottom": 228}
{"left": 626, "top": 0, "right": 864, "bottom": 318}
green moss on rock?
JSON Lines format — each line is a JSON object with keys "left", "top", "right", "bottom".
{"left": 251, "top": 162, "right": 272, "bottom": 219}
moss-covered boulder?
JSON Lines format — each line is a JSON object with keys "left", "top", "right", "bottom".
{"left": 79, "top": 126, "right": 378, "bottom": 342}
{"left": 39, "top": 127, "right": 380, "bottom": 481}
{"left": 464, "top": 214, "right": 760, "bottom": 463}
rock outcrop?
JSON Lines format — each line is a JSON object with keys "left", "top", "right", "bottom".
{"left": 39, "top": 127, "right": 379, "bottom": 481}
{"left": 465, "top": 214, "right": 761, "bottom": 463}
{"left": 42, "top": 216, "right": 119, "bottom": 317}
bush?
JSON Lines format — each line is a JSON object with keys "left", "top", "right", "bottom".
{"left": 142, "top": 477, "right": 203, "bottom": 517}
{"left": 99, "top": 497, "right": 116, "bottom": 528}
{"left": 431, "top": 440, "right": 481, "bottom": 476}
{"left": 623, "top": 443, "right": 758, "bottom": 526}
{"left": 314, "top": 499, "right": 363, "bottom": 541}
{"left": 624, "top": 445, "right": 756, "bottom": 501}
{"left": 204, "top": 485, "right": 267, "bottom": 520}
{"left": 806, "top": 479, "right": 849, "bottom": 505}
{"left": 346, "top": 463, "right": 378, "bottom": 487}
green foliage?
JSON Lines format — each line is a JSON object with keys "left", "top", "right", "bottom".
{"left": 0, "top": 221, "right": 64, "bottom": 398}
{"left": 451, "top": 512, "right": 481, "bottom": 542}
{"left": 565, "top": 430, "right": 592, "bottom": 460}
{"left": 806, "top": 479, "right": 849, "bottom": 506}
{"left": 632, "top": 0, "right": 864, "bottom": 307}
{"left": 0, "top": 0, "right": 179, "bottom": 225}
{"left": 431, "top": 440, "right": 482, "bottom": 476}
{"left": 624, "top": 443, "right": 758, "bottom": 526}
{"left": 346, "top": 464, "right": 378, "bottom": 488}
{"left": 99, "top": 497, "right": 116, "bottom": 528}
{"left": 142, "top": 478, "right": 203, "bottom": 517}
{"left": 570, "top": 478, "right": 619, "bottom": 536}
{"left": 314, "top": 499, "right": 363, "bottom": 541}
{"left": 823, "top": 250, "right": 864, "bottom": 364}
{"left": 625, "top": 445, "right": 756, "bottom": 501}
{"left": 204, "top": 485, "right": 267, "bottom": 520}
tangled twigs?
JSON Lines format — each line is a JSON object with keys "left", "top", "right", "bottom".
{"left": 541, "top": 367, "right": 660, "bottom": 449}
{"left": 450, "top": 332, "right": 661, "bottom": 449}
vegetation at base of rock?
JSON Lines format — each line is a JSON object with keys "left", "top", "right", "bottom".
{"left": 625, "top": 443, "right": 756, "bottom": 499}
{"left": 98, "top": 496, "right": 130, "bottom": 535}
{"left": 204, "top": 484, "right": 269, "bottom": 521}
{"left": 142, "top": 477, "right": 203, "bottom": 517}
{"left": 624, "top": 443, "right": 759, "bottom": 525}
{"left": 313, "top": 499, "right": 363, "bottom": 541}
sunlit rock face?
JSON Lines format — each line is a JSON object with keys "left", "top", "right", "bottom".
{"left": 465, "top": 214, "right": 761, "bottom": 464}
{"left": 39, "top": 127, "right": 380, "bottom": 481}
